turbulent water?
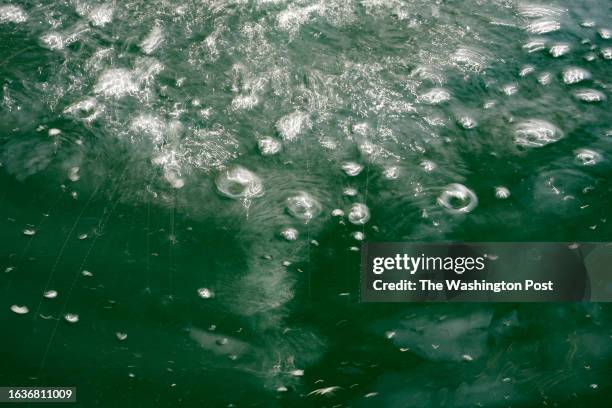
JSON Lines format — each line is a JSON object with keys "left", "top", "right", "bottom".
{"left": 1, "top": 0, "right": 611, "bottom": 406}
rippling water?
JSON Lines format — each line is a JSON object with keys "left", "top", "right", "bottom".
{"left": 1, "top": 1, "right": 611, "bottom": 406}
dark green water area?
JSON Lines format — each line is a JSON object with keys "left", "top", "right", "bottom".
{"left": 1, "top": 1, "right": 612, "bottom": 406}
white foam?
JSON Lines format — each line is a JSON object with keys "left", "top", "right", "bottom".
{"left": 40, "top": 31, "right": 65, "bottom": 50}
{"left": 94, "top": 69, "right": 138, "bottom": 98}
{"left": 64, "top": 97, "right": 102, "bottom": 122}
{"left": 140, "top": 25, "right": 164, "bottom": 54}
{"left": 0, "top": 5, "right": 27, "bottom": 23}
{"left": 231, "top": 94, "right": 259, "bottom": 110}
{"left": 420, "top": 88, "right": 450, "bottom": 105}
{"left": 276, "top": 3, "right": 323, "bottom": 34}
{"left": 525, "top": 19, "right": 560, "bottom": 34}
{"left": 88, "top": 4, "right": 114, "bottom": 27}
{"left": 276, "top": 111, "right": 310, "bottom": 141}
{"left": 257, "top": 137, "right": 282, "bottom": 156}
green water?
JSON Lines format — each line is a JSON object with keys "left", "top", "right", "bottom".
{"left": 1, "top": 0, "right": 612, "bottom": 406}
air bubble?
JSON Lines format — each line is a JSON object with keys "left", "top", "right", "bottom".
{"left": 437, "top": 184, "right": 478, "bottom": 214}
{"left": 257, "top": 137, "right": 282, "bottom": 156}
{"left": 514, "top": 120, "right": 563, "bottom": 148}
{"left": 215, "top": 166, "right": 264, "bottom": 201}
{"left": 420, "top": 88, "right": 451, "bottom": 104}
{"left": 198, "top": 288, "right": 214, "bottom": 299}
{"left": 43, "top": 290, "right": 58, "bottom": 299}
{"left": 575, "top": 149, "right": 602, "bottom": 166}
{"left": 286, "top": 192, "right": 322, "bottom": 222}
{"left": 341, "top": 162, "right": 364, "bottom": 176}
{"left": 10, "top": 305, "right": 29, "bottom": 315}
{"left": 562, "top": 67, "right": 591, "bottom": 84}
{"left": 64, "top": 313, "right": 79, "bottom": 323}
{"left": 495, "top": 186, "right": 511, "bottom": 199}
{"left": 573, "top": 89, "right": 606, "bottom": 102}
{"left": 280, "top": 228, "right": 299, "bottom": 241}
{"left": 348, "top": 203, "right": 370, "bottom": 225}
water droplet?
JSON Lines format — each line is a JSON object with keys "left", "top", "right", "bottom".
{"left": 23, "top": 228, "right": 36, "bottom": 236}
{"left": 352, "top": 231, "right": 365, "bottom": 241}
{"left": 514, "top": 120, "right": 563, "bottom": 148}
{"left": 10, "top": 305, "right": 29, "bottom": 315}
{"left": 197, "top": 287, "right": 214, "bottom": 299}
{"left": 437, "top": 184, "right": 478, "bottom": 214}
{"left": 286, "top": 192, "right": 322, "bottom": 222}
{"left": 348, "top": 203, "right": 370, "bottom": 225}
{"left": 48, "top": 128, "right": 61, "bottom": 136}
{"left": 78, "top": 233, "right": 88, "bottom": 240}
{"left": 82, "top": 270, "right": 93, "bottom": 277}
{"left": 116, "top": 332, "right": 128, "bottom": 341}
{"left": 331, "top": 209, "right": 344, "bottom": 217}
